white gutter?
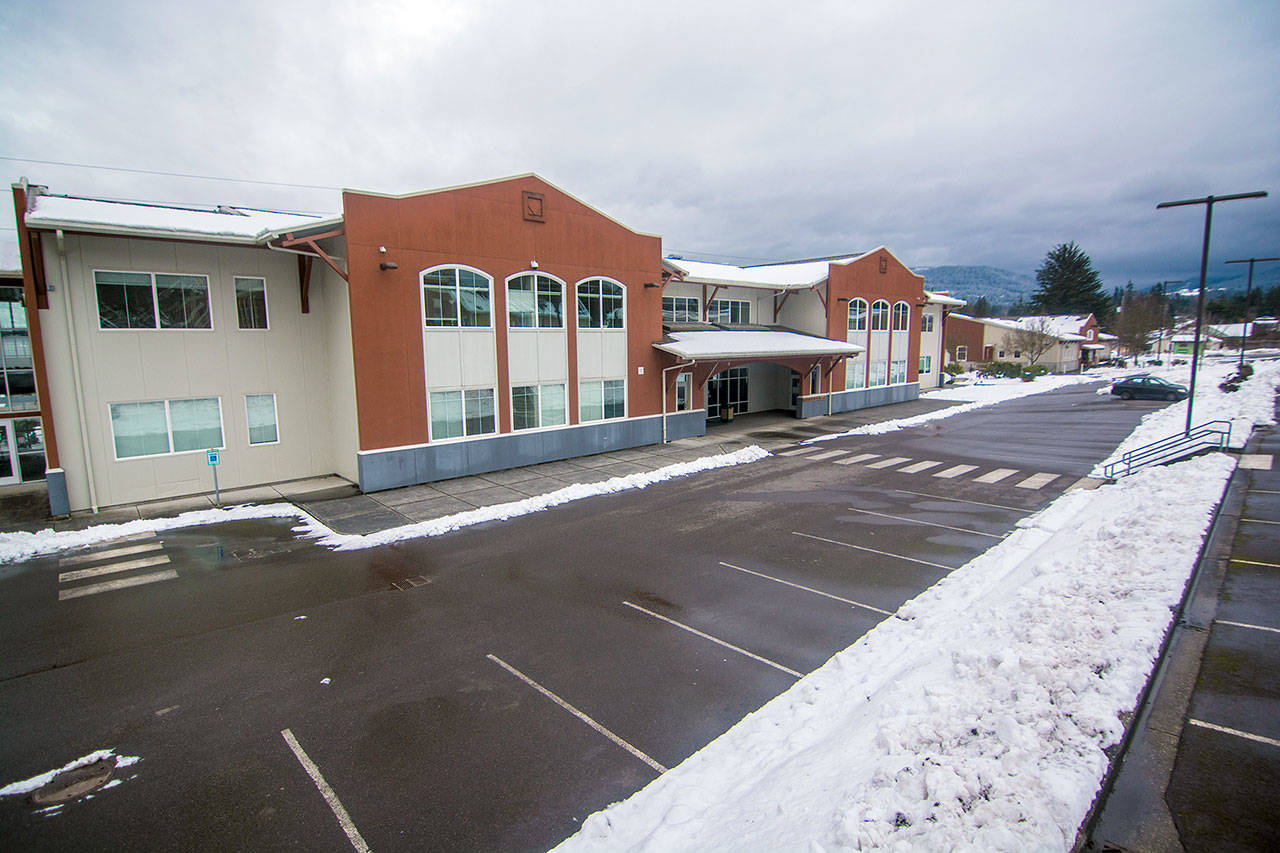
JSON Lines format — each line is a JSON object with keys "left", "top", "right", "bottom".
{"left": 55, "top": 229, "right": 99, "bottom": 513}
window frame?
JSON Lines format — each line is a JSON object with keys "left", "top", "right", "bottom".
{"left": 956, "top": 345, "right": 968, "bottom": 361}
{"left": 108, "top": 396, "right": 225, "bottom": 461}
{"left": 662, "top": 296, "right": 699, "bottom": 323}
{"left": 506, "top": 272, "right": 566, "bottom": 330}
{"left": 890, "top": 359, "right": 908, "bottom": 384}
{"left": 427, "top": 386, "right": 498, "bottom": 441}
{"left": 94, "top": 269, "right": 214, "bottom": 331}
{"left": 870, "top": 299, "right": 890, "bottom": 332}
{"left": 579, "top": 378, "right": 627, "bottom": 422}
{"left": 919, "top": 355, "right": 932, "bottom": 374}
{"left": 421, "top": 264, "right": 494, "bottom": 329}
{"left": 234, "top": 276, "right": 269, "bottom": 331}
{"left": 510, "top": 382, "right": 568, "bottom": 431}
{"left": 921, "top": 313, "right": 935, "bottom": 333}
{"left": 892, "top": 301, "right": 910, "bottom": 331}
{"left": 575, "top": 278, "right": 626, "bottom": 330}
{"left": 847, "top": 298, "right": 868, "bottom": 331}
{"left": 244, "top": 393, "right": 280, "bottom": 446}
{"left": 708, "top": 298, "right": 751, "bottom": 325}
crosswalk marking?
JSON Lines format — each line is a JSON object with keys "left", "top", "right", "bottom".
{"left": 778, "top": 446, "right": 822, "bottom": 456}
{"left": 59, "top": 542, "right": 164, "bottom": 567}
{"left": 59, "top": 554, "right": 171, "bottom": 584}
{"left": 835, "top": 453, "right": 880, "bottom": 465}
{"left": 807, "top": 449, "right": 850, "bottom": 461}
{"left": 974, "top": 468, "right": 1018, "bottom": 484}
{"left": 898, "top": 460, "right": 942, "bottom": 474}
{"left": 58, "top": 569, "right": 179, "bottom": 601}
{"left": 933, "top": 464, "right": 978, "bottom": 479}
{"left": 1066, "top": 477, "right": 1105, "bottom": 491}
{"left": 867, "top": 456, "right": 911, "bottom": 469}
{"left": 1016, "top": 472, "right": 1059, "bottom": 490}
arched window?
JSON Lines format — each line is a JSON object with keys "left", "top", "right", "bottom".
{"left": 870, "top": 299, "right": 890, "bottom": 332}
{"left": 507, "top": 273, "right": 563, "bottom": 329}
{"left": 847, "top": 298, "right": 868, "bottom": 331}
{"left": 892, "top": 301, "right": 910, "bottom": 331}
{"left": 422, "top": 266, "right": 491, "bottom": 328}
{"left": 577, "top": 278, "right": 625, "bottom": 329}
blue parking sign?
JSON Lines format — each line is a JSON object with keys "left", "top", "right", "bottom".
{"left": 206, "top": 449, "right": 221, "bottom": 466}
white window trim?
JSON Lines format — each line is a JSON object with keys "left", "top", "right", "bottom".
{"left": 574, "top": 276, "right": 627, "bottom": 331}
{"left": 509, "top": 382, "right": 569, "bottom": 433}
{"left": 427, "top": 385, "right": 498, "bottom": 443}
{"left": 244, "top": 392, "right": 280, "bottom": 446}
{"left": 892, "top": 301, "right": 911, "bottom": 332}
{"left": 708, "top": 297, "right": 751, "bottom": 324}
{"left": 420, "top": 263, "right": 495, "bottom": 330}
{"left": 870, "top": 299, "right": 890, "bottom": 332}
{"left": 956, "top": 345, "right": 968, "bottom": 361}
{"left": 847, "top": 298, "right": 869, "bottom": 331}
{"left": 505, "top": 270, "right": 567, "bottom": 331}
{"left": 233, "top": 275, "right": 270, "bottom": 331}
{"left": 93, "top": 269, "right": 215, "bottom": 332}
{"left": 108, "top": 396, "right": 225, "bottom": 461}
{"left": 662, "top": 295, "right": 700, "bottom": 323}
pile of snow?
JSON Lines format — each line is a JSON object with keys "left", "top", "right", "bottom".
{"left": 0, "top": 447, "right": 769, "bottom": 562}
{"left": 0, "top": 748, "right": 140, "bottom": 797}
{"left": 1092, "top": 359, "right": 1280, "bottom": 476}
{"left": 554, "top": 453, "right": 1236, "bottom": 851}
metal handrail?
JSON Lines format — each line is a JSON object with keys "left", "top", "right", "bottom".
{"left": 1103, "top": 420, "right": 1233, "bottom": 478}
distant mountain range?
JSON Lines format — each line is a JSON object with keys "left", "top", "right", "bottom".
{"left": 913, "top": 266, "right": 1036, "bottom": 307}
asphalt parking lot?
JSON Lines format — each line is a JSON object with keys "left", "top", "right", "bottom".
{"left": 0, "top": 383, "right": 1171, "bottom": 851}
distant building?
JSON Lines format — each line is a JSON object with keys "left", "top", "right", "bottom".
{"left": 944, "top": 313, "right": 1111, "bottom": 372}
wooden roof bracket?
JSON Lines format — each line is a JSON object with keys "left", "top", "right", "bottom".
{"left": 297, "top": 255, "right": 314, "bottom": 314}
{"left": 278, "top": 229, "right": 348, "bottom": 283}
{"left": 702, "top": 284, "right": 725, "bottom": 320}
{"left": 813, "top": 282, "right": 829, "bottom": 311}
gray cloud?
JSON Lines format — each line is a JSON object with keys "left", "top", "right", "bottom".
{"left": 2, "top": 0, "right": 1276, "bottom": 287}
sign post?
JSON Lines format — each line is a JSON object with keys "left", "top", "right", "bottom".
{"left": 206, "top": 448, "right": 221, "bottom": 507}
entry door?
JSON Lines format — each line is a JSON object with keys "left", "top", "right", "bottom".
{"left": 0, "top": 422, "right": 20, "bottom": 486}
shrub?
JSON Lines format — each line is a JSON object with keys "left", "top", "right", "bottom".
{"left": 943, "top": 363, "right": 964, "bottom": 376}
{"left": 1020, "top": 364, "right": 1049, "bottom": 381}
{"left": 977, "top": 361, "right": 1023, "bottom": 378}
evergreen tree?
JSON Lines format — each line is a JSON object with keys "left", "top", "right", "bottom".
{"left": 1031, "top": 242, "right": 1112, "bottom": 322}
{"left": 972, "top": 296, "right": 991, "bottom": 317}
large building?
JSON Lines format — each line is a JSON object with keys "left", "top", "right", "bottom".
{"left": 11, "top": 174, "right": 963, "bottom": 516}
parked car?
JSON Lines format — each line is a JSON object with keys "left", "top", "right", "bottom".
{"left": 1110, "top": 375, "right": 1189, "bottom": 401}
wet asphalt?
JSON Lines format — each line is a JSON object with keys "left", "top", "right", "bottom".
{"left": 0, "top": 384, "right": 1189, "bottom": 851}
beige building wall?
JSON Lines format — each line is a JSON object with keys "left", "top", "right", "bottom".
{"left": 39, "top": 233, "right": 353, "bottom": 510}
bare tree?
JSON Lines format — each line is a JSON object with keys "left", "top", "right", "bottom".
{"left": 1114, "top": 292, "right": 1165, "bottom": 358}
{"left": 1002, "top": 317, "right": 1057, "bottom": 365}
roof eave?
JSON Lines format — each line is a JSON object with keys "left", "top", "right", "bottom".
{"left": 22, "top": 218, "right": 269, "bottom": 245}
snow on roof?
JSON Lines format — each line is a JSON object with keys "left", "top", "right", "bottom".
{"left": 654, "top": 329, "right": 863, "bottom": 360}
{"left": 925, "top": 290, "right": 965, "bottom": 306}
{"left": 23, "top": 194, "right": 337, "bottom": 244}
{"left": 665, "top": 255, "right": 866, "bottom": 290}
{"left": 1211, "top": 323, "right": 1254, "bottom": 337}
{"left": 953, "top": 313, "right": 1088, "bottom": 341}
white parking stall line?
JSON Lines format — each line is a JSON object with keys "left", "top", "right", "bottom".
{"left": 1217, "top": 619, "right": 1280, "bottom": 635}
{"left": 1239, "top": 454, "right": 1273, "bottom": 470}
{"left": 1188, "top": 719, "right": 1280, "bottom": 749}
{"left": 59, "top": 542, "right": 164, "bottom": 566}
{"left": 1250, "top": 489, "right": 1280, "bottom": 495}
{"left": 808, "top": 449, "right": 851, "bottom": 461}
{"left": 867, "top": 456, "right": 911, "bottom": 469}
{"left": 835, "top": 453, "right": 880, "bottom": 466}
{"left": 719, "top": 561, "right": 892, "bottom": 616}
{"left": 846, "top": 507, "right": 1004, "bottom": 539}
{"left": 281, "top": 728, "right": 372, "bottom": 853}
{"left": 57, "top": 569, "right": 178, "bottom": 600}
{"left": 1015, "top": 472, "right": 1060, "bottom": 490}
{"left": 895, "top": 488, "right": 1030, "bottom": 513}
{"left": 99, "top": 531, "right": 158, "bottom": 546}
{"left": 59, "top": 554, "right": 171, "bottom": 584}
{"left": 898, "top": 460, "right": 942, "bottom": 474}
{"left": 623, "top": 601, "right": 803, "bottom": 679}
{"left": 933, "top": 464, "right": 978, "bottom": 479}
{"left": 487, "top": 654, "right": 668, "bottom": 773}
{"left": 973, "top": 468, "right": 1018, "bottom": 484}
{"left": 778, "top": 446, "right": 822, "bottom": 457}
{"left": 1230, "top": 558, "right": 1280, "bottom": 569}
{"left": 791, "top": 531, "right": 955, "bottom": 571}
{"left": 1240, "top": 518, "right": 1280, "bottom": 526}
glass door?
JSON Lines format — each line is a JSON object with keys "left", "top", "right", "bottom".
{"left": 0, "top": 421, "right": 19, "bottom": 486}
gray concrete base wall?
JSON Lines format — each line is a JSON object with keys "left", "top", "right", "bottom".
{"left": 46, "top": 468, "right": 70, "bottom": 517}
{"left": 357, "top": 410, "right": 709, "bottom": 493}
{"left": 803, "top": 383, "right": 919, "bottom": 418}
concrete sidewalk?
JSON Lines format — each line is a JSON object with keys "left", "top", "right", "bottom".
{"left": 0, "top": 396, "right": 964, "bottom": 535}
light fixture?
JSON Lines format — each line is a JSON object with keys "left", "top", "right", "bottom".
{"left": 644, "top": 282, "right": 660, "bottom": 288}
{"left": 530, "top": 260, "right": 539, "bottom": 269}
{"left": 380, "top": 261, "right": 398, "bottom": 271}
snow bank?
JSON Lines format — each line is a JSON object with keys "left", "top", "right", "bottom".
{"left": 1092, "top": 359, "right": 1280, "bottom": 477}
{"left": 0, "top": 749, "right": 141, "bottom": 797}
{"left": 554, "top": 453, "right": 1236, "bottom": 852}
{"left": 0, "top": 447, "right": 769, "bottom": 562}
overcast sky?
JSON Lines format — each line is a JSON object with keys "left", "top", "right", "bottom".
{"left": 2, "top": 0, "right": 1276, "bottom": 287}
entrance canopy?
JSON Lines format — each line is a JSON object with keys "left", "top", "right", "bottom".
{"left": 653, "top": 329, "right": 863, "bottom": 361}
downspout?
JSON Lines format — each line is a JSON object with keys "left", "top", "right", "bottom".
{"left": 661, "top": 359, "right": 694, "bottom": 443}
{"left": 56, "top": 229, "right": 99, "bottom": 513}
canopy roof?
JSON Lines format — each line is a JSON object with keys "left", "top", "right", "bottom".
{"left": 654, "top": 329, "right": 863, "bottom": 360}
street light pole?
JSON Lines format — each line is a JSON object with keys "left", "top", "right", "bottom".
{"left": 1224, "top": 256, "right": 1280, "bottom": 368}
{"left": 1153, "top": 279, "right": 1183, "bottom": 362}
{"left": 1157, "top": 191, "right": 1268, "bottom": 433}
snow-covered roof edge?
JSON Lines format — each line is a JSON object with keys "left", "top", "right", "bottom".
{"left": 654, "top": 328, "right": 864, "bottom": 360}
{"left": 925, "top": 290, "right": 965, "bottom": 306}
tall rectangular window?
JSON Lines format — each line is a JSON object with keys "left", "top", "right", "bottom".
{"left": 109, "top": 397, "right": 223, "bottom": 459}
{"left": 956, "top": 345, "right": 968, "bottom": 361}
{"left": 245, "top": 394, "right": 279, "bottom": 444}
{"left": 889, "top": 359, "right": 907, "bottom": 384}
{"left": 540, "top": 384, "right": 566, "bottom": 427}
{"left": 709, "top": 299, "right": 750, "bottom": 324}
{"left": 919, "top": 355, "right": 932, "bottom": 374}
{"left": 676, "top": 372, "right": 691, "bottom": 410}
{"left": 512, "top": 383, "right": 566, "bottom": 430}
{"left": 236, "top": 277, "right": 268, "bottom": 329}
{"left": 0, "top": 286, "right": 36, "bottom": 411}
{"left": 921, "top": 314, "right": 935, "bottom": 333}
{"left": 845, "top": 356, "right": 866, "bottom": 390}
{"left": 869, "top": 361, "right": 887, "bottom": 387}
{"left": 429, "top": 390, "right": 464, "bottom": 439}
{"left": 662, "top": 296, "right": 699, "bottom": 322}
{"left": 463, "top": 388, "right": 495, "bottom": 435}
{"left": 579, "top": 379, "right": 624, "bottom": 421}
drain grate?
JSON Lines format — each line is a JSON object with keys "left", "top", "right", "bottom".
{"left": 30, "top": 758, "right": 115, "bottom": 806}
{"left": 391, "top": 576, "right": 432, "bottom": 591}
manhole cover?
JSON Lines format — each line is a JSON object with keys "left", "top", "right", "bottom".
{"left": 30, "top": 758, "right": 115, "bottom": 806}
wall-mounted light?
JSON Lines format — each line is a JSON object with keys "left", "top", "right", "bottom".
{"left": 837, "top": 296, "right": 850, "bottom": 302}
{"left": 380, "top": 261, "right": 398, "bottom": 271}
{"left": 644, "top": 282, "right": 660, "bottom": 288}
{"left": 530, "top": 260, "right": 539, "bottom": 269}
